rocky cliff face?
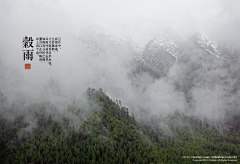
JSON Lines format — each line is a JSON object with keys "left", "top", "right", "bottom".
{"left": 133, "top": 29, "right": 185, "bottom": 78}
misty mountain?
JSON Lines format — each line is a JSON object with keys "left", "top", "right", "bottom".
{"left": 183, "top": 32, "right": 222, "bottom": 58}
{"left": 1, "top": 21, "right": 240, "bottom": 164}
{"left": 178, "top": 32, "right": 239, "bottom": 86}
{"left": 1, "top": 88, "right": 240, "bottom": 164}
{"left": 132, "top": 29, "right": 184, "bottom": 78}
{"left": 178, "top": 32, "right": 224, "bottom": 88}
{"left": 128, "top": 29, "right": 240, "bottom": 120}
{"left": 175, "top": 32, "right": 240, "bottom": 117}
{"left": 131, "top": 29, "right": 239, "bottom": 84}
{"left": 71, "top": 24, "right": 132, "bottom": 57}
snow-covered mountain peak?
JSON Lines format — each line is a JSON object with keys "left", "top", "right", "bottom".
{"left": 150, "top": 34, "right": 178, "bottom": 59}
{"left": 132, "top": 29, "right": 185, "bottom": 78}
{"left": 146, "top": 30, "right": 184, "bottom": 59}
{"left": 193, "top": 32, "right": 221, "bottom": 58}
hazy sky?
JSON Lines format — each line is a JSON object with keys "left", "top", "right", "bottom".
{"left": 1, "top": 0, "right": 240, "bottom": 40}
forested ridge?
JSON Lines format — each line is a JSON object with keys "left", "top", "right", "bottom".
{"left": 0, "top": 88, "right": 240, "bottom": 164}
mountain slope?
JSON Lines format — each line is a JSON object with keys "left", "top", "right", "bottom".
{"left": 1, "top": 88, "right": 240, "bottom": 164}
{"left": 133, "top": 29, "right": 184, "bottom": 78}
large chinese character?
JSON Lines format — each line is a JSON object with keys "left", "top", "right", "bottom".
{"left": 23, "top": 50, "right": 33, "bottom": 61}
{"left": 22, "top": 36, "right": 34, "bottom": 48}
